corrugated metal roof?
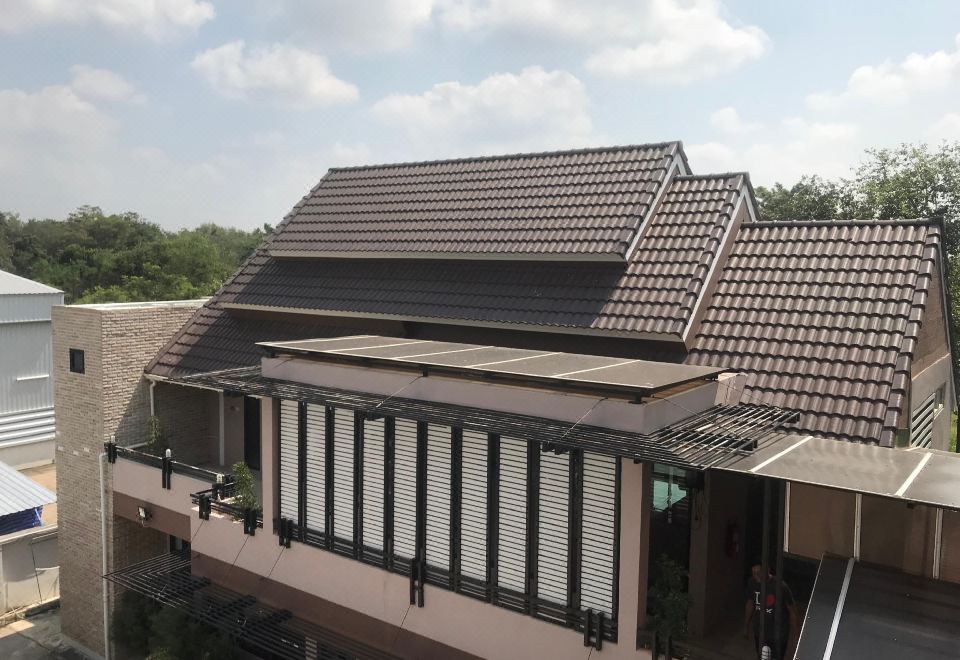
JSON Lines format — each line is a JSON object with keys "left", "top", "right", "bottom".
{"left": 687, "top": 220, "right": 941, "bottom": 445}
{"left": 0, "top": 269, "right": 61, "bottom": 296}
{"left": 0, "top": 460, "right": 56, "bottom": 516}
{"left": 267, "top": 143, "right": 683, "bottom": 260}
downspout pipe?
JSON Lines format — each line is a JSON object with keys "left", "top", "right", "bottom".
{"left": 99, "top": 443, "right": 112, "bottom": 660}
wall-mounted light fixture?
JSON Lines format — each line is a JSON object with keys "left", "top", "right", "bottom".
{"left": 137, "top": 505, "right": 152, "bottom": 524}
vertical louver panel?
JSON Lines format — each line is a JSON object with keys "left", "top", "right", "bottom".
{"left": 425, "top": 425, "right": 451, "bottom": 573}
{"left": 910, "top": 392, "right": 937, "bottom": 448}
{"left": 332, "top": 409, "right": 355, "bottom": 543}
{"left": 580, "top": 453, "right": 617, "bottom": 615}
{"left": 538, "top": 450, "right": 570, "bottom": 606}
{"left": 498, "top": 436, "right": 528, "bottom": 594}
{"left": 363, "top": 416, "right": 386, "bottom": 552}
{"left": 460, "top": 430, "right": 488, "bottom": 582}
{"left": 278, "top": 400, "right": 299, "bottom": 522}
{"left": 393, "top": 418, "right": 418, "bottom": 560}
{"left": 303, "top": 404, "right": 326, "bottom": 533}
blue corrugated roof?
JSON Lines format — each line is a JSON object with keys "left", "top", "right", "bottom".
{"left": 0, "top": 460, "right": 56, "bottom": 516}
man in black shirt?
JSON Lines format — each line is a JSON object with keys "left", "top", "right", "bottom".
{"left": 744, "top": 564, "right": 800, "bottom": 659}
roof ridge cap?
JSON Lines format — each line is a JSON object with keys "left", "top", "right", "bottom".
{"left": 326, "top": 141, "right": 682, "bottom": 172}
{"left": 745, "top": 218, "right": 936, "bottom": 227}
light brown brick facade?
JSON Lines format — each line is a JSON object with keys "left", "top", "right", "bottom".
{"left": 53, "top": 301, "right": 204, "bottom": 657}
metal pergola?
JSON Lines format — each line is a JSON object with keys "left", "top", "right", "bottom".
{"left": 104, "top": 552, "right": 399, "bottom": 660}
{"left": 172, "top": 366, "right": 797, "bottom": 470}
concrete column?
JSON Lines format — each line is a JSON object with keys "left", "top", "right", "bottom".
{"left": 617, "top": 459, "right": 651, "bottom": 651}
{"left": 260, "top": 397, "right": 277, "bottom": 525}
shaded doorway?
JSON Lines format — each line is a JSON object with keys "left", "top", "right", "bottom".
{"left": 243, "top": 396, "right": 261, "bottom": 471}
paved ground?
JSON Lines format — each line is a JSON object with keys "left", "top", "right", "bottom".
{"left": 0, "top": 608, "right": 86, "bottom": 660}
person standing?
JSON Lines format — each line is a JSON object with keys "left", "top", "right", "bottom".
{"left": 744, "top": 564, "right": 800, "bottom": 659}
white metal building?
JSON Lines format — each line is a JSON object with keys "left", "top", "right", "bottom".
{"left": 0, "top": 270, "right": 63, "bottom": 467}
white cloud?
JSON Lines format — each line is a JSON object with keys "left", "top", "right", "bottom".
{"left": 689, "top": 117, "right": 860, "bottom": 185}
{"left": 191, "top": 41, "right": 359, "bottom": 108}
{"left": 263, "top": 0, "right": 767, "bottom": 80}
{"left": 928, "top": 113, "right": 960, "bottom": 142}
{"left": 808, "top": 33, "right": 960, "bottom": 109}
{"left": 267, "top": 0, "right": 437, "bottom": 52}
{"left": 70, "top": 65, "right": 145, "bottom": 104}
{"left": 709, "top": 106, "right": 761, "bottom": 134}
{"left": 0, "top": 0, "right": 214, "bottom": 39}
{"left": 440, "top": 0, "right": 767, "bottom": 83}
{"left": 371, "top": 66, "right": 597, "bottom": 156}
{"left": 584, "top": 8, "right": 767, "bottom": 82}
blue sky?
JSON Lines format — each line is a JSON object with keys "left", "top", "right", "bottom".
{"left": 2, "top": 0, "right": 960, "bottom": 230}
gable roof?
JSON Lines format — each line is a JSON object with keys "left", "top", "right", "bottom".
{"left": 686, "top": 219, "right": 942, "bottom": 446}
{"left": 213, "top": 172, "right": 747, "bottom": 340}
{"left": 144, "top": 144, "right": 951, "bottom": 447}
{"left": 267, "top": 143, "right": 685, "bottom": 261}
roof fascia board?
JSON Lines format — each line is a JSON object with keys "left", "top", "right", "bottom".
{"left": 267, "top": 249, "right": 626, "bottom": 262}
{"left": 681, "top": 185, "right": 750, "bottom": 347}
{"left": 622, "top": 155, "right": 682, "bottom": 263}
{"left": 220, "top": 301, "right": 686, "bottom": 344}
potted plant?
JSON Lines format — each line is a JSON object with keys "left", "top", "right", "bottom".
{"left": 230, "top": 461, "right": 259, "bottom": 515}
{"left": 146, "top": 415, "right": 164, "bottom": 455}
{"left": 648, "top": 555, "right": 692, "bottom": 659}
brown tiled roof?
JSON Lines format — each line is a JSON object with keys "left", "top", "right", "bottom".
{"left": 216, "top": 173, "right": 746, "bottom": 337}
{"left": 267, "top": 143, "right": 684, "bottom": 260}
{"left": 147, "top": 305, "right": 371, "bottom": 378}
{"left": 686, "top": 220, "right": 942, "bottom": 446}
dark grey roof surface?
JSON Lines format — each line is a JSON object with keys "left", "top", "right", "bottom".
{"left": 261, "top": 335, "right": 724, "bottom": 396}
{"left": 216, "top": 173, "right": 746, "bottom": 338}
{"left": 267, "top": 143, "right": 683, "bottom": 260}
{"left": 687, "top": 220, "right": 941, "bottom": 445}
{"left": 796, "top": 556, "right": 960, "bottom": 659}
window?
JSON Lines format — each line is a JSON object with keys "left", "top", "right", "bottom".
{"left": 275, "top": 401, "right": 621, "bottom": 643}
{"left": 69, "top": 348, "right": 85, "bottom": 374}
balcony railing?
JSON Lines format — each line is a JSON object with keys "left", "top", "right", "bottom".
{"left": 105, "top": 442, "right": 229, "bottom": 490}
{"left": 191, "top": 482, "right": 263, "bottom": 536}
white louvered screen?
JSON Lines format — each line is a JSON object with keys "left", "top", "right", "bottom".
{"left": 303, "top": 404, "right": 326, "bottom": 533}
{"left": 498, "top": 436, "right": 528, "bottom": 593}
{"left": 910, "top": 392, "right": 937, "bottom": 448}
{"left": 278, "top": 400, "right": 299, "bottom": 522}
{"left": 425, "top": 425, "right": 451, "bottom": 571}
{"left": 580, "top": 453, "right": 617, "bottom": 615}
{"left": 362, "top": 416, "right": 386, "bottom": 551}
{"left": 460, "top": 430, "right": 488, "bottom": 581}
{"left": 393, "top": 418, "right": 418, "bottom": 560}
{"left": 538, "top": 450, "right": 570, "bottom": 605}
{"left": 332, "top": 408, "right": 355, "bottom": 542}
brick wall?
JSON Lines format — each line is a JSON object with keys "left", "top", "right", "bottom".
{"left": 54, "top": 301, "right": 203, "bottom": 657}
{"left": 154, "top": 381, "right": 216, "bottom": 466}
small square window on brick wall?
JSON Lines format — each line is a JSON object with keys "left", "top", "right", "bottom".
{"left": 69, "top": 348, "right": 85, "bottom": 374}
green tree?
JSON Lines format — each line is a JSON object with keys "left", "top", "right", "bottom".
{"left": 0, "top": 206, "right": 265, "bottom": 303}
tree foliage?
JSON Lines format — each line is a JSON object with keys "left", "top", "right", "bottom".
{"left": 0, "top": 206, "right": 268, "bottom": 303}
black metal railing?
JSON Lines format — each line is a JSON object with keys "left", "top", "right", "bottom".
{"left": 191, "top": 483, "right": 263, "bottom": 535}
{"left": 106, "top": 442, "right": 229, "bottom": 491}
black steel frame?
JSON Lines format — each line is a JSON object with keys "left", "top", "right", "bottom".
{"left": 174, "top": 367, "right": 798, "bottom": 470}
{"left": 104, "top": 552, "right": 400, "bottom": 660}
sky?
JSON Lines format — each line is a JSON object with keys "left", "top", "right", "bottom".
{"left": 2, "top": 1, "right": 960, "bottom": 230}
